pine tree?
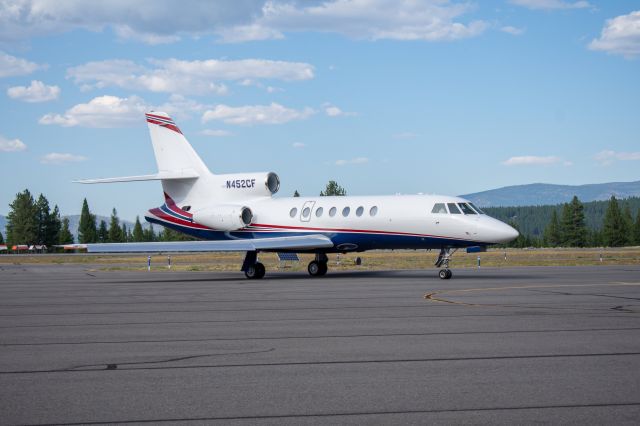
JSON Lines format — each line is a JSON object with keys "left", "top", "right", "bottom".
{"left": 143, "top": 224, "right": 156, "bottom": 242}
{"left": 543, "top": 209, "right": 561, "bottom": 247}
{"left": 6, "top": 189, "right": 37, "bottom": 246}
{"left": 603, "top": 196, "right": 626, "bottom": 247}
{"left": 293, "top": 190, "right": 300, "bottom": 197}
{"left": 622, "top": 206, "right": 633, "bottom": 246}
{"left": 35, "top": 194, "right": 50, "bottom": 244}
{"left": 0, "top": 231, "right": 4, "bottom": 244}
{"left": 78, "top": 198, "right": 97, "bottom": 243}
{"left": 97, "top": 220, "right": 108, "bottom": 243}
{"left": 633, "top": 210, "right": 640, "bottom": 245}
{"left": 108, "top": 208, "right": 124, "bottom": 242}
{"left": 560, "top": 196, "right": 587, "bottom": 247}
{"left": 121, "top": 223, "right": 129, "bottom": 242}
{"left": 59, "top": 217, "right": 74, "bottom": 244}
{"left": 132, "top": 216, "right": 144, "bottom": 242}
{"left": 45, "top": 205, "right": 62, "bottom": 247}
{"left": 320, "top": 180, "right": 346, "bottom": 196}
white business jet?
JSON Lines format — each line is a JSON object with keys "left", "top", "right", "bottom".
{"left": 77, "top": 112, "right": 518, "bottom": 280}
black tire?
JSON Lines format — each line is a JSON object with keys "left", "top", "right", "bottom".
{"left": 308, "top": 261, "right": 320, "bottom": 276}
{"left": 318, "top": 261, "right": 328, "bottom": 276}
{"left": 439, "top": 269, "right": 448, "bottom": 280}
{"left": 446, "top": 269, "right": 453, "bottom": 279}
{"left": 255, "top": 262, "right": 266, "bottom": 279}
{"left": 245, "top": 263, "right": 265, "bottom": 279}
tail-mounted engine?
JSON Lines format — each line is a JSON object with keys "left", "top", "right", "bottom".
{"left": 216, "top": 172, "right": 280, "bottom": 198}
{"left": 192, "top": 205, "right": 253, "bottom": 231}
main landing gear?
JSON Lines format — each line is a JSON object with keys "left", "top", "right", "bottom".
{"left": 435, "top": 247, "right": 457, "bottom": 280}
{"left": 241, "top": 251, "right": 330, "bottom": 279}
{"left": 242, "top": 251, "right": 266, "bottom": 280}
{"left": 308, "top": 253, "right": 328, "bottom": 277}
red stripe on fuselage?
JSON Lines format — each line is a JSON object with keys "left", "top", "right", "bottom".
{"left": 149, "top": 207, "right": 210, "bottom": 230}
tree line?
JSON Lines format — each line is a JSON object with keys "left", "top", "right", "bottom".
{"left": 4, "top": 186, "right": 639, "bottom": 250}
{"left": 488, "top": 195, "right": 640, "bottom": 248}
{"left": 2, "top": 189, "right": 189, "bottom": 248}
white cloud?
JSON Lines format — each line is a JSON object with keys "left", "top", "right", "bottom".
{"left": 202, "top": 103, "right": 314, "bottom": 125}
{"left": 335, "top": 157, "right": 369, "bottom": 166}
{"left": 594, "top": 150, "right": 640, "bottom": 166}
{"left": 0, "top": 1, "right": 487, "bottom": 44}
{"left": 501, "top": 155, "right": 564, "bottom": 166}
{"left": 589, "top": 11, "right": 640, "bottom": 59}
{"left": 0, "top": 51, "right": 43, "bottom": 78}
{"left": 7, "top": 80, "right": 60, "bottom": 102}
{"left": 40, "top": 153, "right": 87, "bottom": 165}
{"left": 0, "top": 135, "right": 27, "bottom": 152}
{"left": 200, "top": 129, "right": 233, "bottom": 137}
{"left": 292, "top": 142, "right": 305, "bottom": 148}
{"left": 0, "top": 0, "right": 265, "bottom": 44}
{"left": 67, "top": 58, "right": 313, "bottom": 95}
{"left": 323, "top": 103, "right": 356, "bottom": 117}
{"left": 39, "top": 95, "right": 148, "bottom": 128}
{"left": 222, "top": 0, "right": 488, "bottom": 43}
{"left": 501, "top": 26, "right": 525, "bottom": 36}
{"left": 508, "top": 0, "right": 591, "bottom": 10}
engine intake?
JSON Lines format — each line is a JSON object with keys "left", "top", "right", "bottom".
{"left": 192, "top": 205, "right": 253, "bottom": 231}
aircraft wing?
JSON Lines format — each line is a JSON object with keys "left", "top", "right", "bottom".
{"left": 82, "top": 234, "right": 334, "bottom": 253}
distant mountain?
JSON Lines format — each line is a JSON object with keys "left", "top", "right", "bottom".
{"left": 461, "top": 180, "right": 640, "bottom": 207}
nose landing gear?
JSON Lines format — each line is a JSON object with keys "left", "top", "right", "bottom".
{"left": 438, "top": 269, "right": 452, "bottom": 280}
{"left": 435, "top": 247, "right": 456, "bottom": 280}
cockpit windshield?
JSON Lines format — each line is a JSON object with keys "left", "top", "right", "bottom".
{"left": 458, "top": 203, "right": 477, "bottom": 215}
{"left": 469, "top": 202, "right": 485, "bottom": 214}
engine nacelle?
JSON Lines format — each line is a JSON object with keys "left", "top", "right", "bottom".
{"left": 192, "top": 205, "right": 253, "bottom": 231}
{"left": 216, "top": 172, "right": 280, "bottom": 197}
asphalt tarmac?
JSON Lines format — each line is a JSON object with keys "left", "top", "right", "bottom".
{"left": 1, "top": 264, "right": 639, "bottom": 425}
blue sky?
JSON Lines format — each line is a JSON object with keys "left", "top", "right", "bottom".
{"left": 1, "top": 0, "right": 639, "bottom": 220}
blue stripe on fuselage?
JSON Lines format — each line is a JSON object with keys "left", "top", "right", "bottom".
{"left": 145, "top": 216, "right": 490, "bottom": 251}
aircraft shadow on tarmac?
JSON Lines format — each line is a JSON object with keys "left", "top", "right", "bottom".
{"left": 112, "top": 270, "right": 546, "bottom": 284}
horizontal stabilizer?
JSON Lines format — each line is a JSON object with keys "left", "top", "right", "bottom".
{"left": 84, "top": 234, "right": 334, "bottom": 253}
{"left": 74, "top": 169, "right": 199, "bottom": 184}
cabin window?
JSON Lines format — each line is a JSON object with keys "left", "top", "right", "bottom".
{"left": 342, "top": 207, "right": 350, "bottom": 217}
{"left": 447, "top": 203, "right": 461, "bottom": 214}
{"left": 458, "top": 203, "right": 477, "bottom": 215}
{"left": 370, "top": 206, "right": 378, "bottom": 216}
{"left": 302, "top": 207, "right": 311, "bottom": 218}
{"left": 431, "top": 203, "right": 447, "bottom": 214}
{"left": 329, "top": 207, "right": 337, "bottom": 217}
{"left": 356, "top": 206, "right": 364, "bottom": 217}
{"left": 469, "top": 202, "right": 485, "bottom": 214}
{"left": 315, "top": 207, "right": 323, "bottom": 217}
{"left": 181, "top": 205, "right": 191, "bottom": 212}
{"left": 289, "top": 207, "right": 298, "bottom": 218}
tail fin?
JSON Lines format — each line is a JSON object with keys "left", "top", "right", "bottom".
{"left": 76, "top": 112, "right": 211, "bottom": 205}
{"left": 145, "top": 112, "right": 210, "bottom": 176}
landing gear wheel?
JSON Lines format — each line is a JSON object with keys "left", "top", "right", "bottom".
{"left": 245, "top": 262, "right": 266, "bottom": 279}
{"left": 439, "top": 269, "right": 452, "bottom": 280}
{"left": 308, "top": 260, "right": 328, "bottom": 277}
{"left": 318, "top": 261, "right": 328, "bottom": 276}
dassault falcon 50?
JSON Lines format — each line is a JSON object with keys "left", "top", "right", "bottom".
{"left": 77, "top": 111, "right": 518, "bottom": 279}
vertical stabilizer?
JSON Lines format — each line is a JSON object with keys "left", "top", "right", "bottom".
{"left": 145, "top": 112, "right": 210, "bottom": 202}
{"left": 145, "top": 112, "right": 210, "bottom": 176}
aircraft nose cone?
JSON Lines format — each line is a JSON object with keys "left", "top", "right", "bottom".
{"left": 496, "top": 222, "right": 519, "bottom": 243}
